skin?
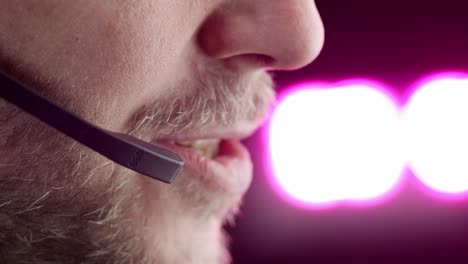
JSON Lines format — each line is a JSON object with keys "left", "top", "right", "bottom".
{"left": 0, "top": 1, "right": 324, "bottom": 263}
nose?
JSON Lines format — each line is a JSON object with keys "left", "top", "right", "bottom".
{"left": 197, "top": 0, "right": 325, "bottom": 70}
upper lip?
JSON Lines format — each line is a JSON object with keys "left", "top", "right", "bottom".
{"left": 151, "top": 86, "right": 275, "bottom": 143}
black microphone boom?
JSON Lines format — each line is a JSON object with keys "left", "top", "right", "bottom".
{"left": 0, "top": 72, "right": 184, "bottom": 183}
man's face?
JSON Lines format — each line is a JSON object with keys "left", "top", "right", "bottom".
{"left": 0, "top": 1, "right": 323, "bottom": 263}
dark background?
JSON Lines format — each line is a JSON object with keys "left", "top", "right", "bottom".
{"left": 230, "top": 1, "right": 468, "bottom": 263}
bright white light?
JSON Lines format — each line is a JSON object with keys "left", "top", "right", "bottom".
{"left": 269, "top": 83, "right": 404, "bottom": 206}
{"left": 404, "top": 76, "right": 468, "bottom": 195}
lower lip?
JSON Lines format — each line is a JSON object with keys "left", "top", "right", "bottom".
{"left": 152, "top": 139, "right": 253, "bottom": 195}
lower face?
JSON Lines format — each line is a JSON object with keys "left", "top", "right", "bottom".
{"left": 0, "top": 1, "right": 275, "bottom": 263}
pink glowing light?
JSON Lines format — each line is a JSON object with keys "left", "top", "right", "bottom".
{"left": 267, "top": 81, "right": 404, "bottom": 208}
{"left": 266, "top": 73, "right": 468, "bottom": 208}
{"left": 403, "top": 73, "right": 468, "bottom": 197}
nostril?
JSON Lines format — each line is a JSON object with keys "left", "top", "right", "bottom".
{"left": 222, "top": 54, "right": 276, "bottom": 71}
{"left": 196, "top": 2, "right": 324, "bottom": 71}
{"left": 246, "top": 54, "right": 276, "bottom": 68}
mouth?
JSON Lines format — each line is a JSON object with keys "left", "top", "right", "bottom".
{"left": 173, "top": 139, "right": 221, "bottom": 159}
{"left": 152, "top": 135, "right": 254, "bottom": 195}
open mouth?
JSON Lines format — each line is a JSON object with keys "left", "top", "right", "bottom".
{"left": 173, "top": 139, "right": 221, "bottom": 159}
{"left": 153, "top": 137, "right": 253, "bottom": 194}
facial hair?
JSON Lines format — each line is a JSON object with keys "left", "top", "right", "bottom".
{"left": 0, "top": 61, "right": 275, "bottom": 263}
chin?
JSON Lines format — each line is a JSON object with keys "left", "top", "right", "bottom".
{"left": 133, "top": 166, "right": 247, "bottom": 263}
{"left": 145, "top": 216, "right": 234, "bottom": 264}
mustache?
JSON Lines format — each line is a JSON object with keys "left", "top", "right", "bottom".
{"left": 126, "top": 68, "right": 276, "bottom": 138}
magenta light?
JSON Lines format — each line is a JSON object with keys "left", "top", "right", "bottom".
{"left": 266, "top": 80, "right": 404, "bottom": 209}
{"left": 265, "top": 73, "right": 468, "bottom": 209}
{"left": 403, "top": 73, "right": 468, "bottom": 198}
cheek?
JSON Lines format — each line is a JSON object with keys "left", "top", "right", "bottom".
{"left": 71, "top": 4, "right": 201, "bottom": 125}
{"left": 45, "top": 3, "right": 196, "bottom": 127}
{"left": 5, "top": 2, "right": 203, "bottom": 129}
{"left": 70, "top": 9, "right": 181, "bottom": 97}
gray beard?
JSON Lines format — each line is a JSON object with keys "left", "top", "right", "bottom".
{"left": 0, "top": 52, "right": 273, "bottom": 263}
{"left": 0, "top": 106, "right": 237, "bottom": 264}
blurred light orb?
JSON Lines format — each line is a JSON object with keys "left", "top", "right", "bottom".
{"left": 268, "top": 82, "right": 404, "bottom": 207}
{"left": 404, "top": 74, "right": 468, "bottom": 195}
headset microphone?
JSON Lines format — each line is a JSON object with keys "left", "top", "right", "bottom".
{"left": 0, "top": 72, "right": 184, "bottom": 183}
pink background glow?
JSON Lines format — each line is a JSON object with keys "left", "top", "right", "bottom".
{"left": 265, "top": 72, "right": 468, "bottom": 209}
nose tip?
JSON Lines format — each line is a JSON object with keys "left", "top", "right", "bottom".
{"left": 270, "top": 9, "right": 325, "bottom": 70}
{"left": 197, "top": 1, "right": 325, "bottom": 71}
